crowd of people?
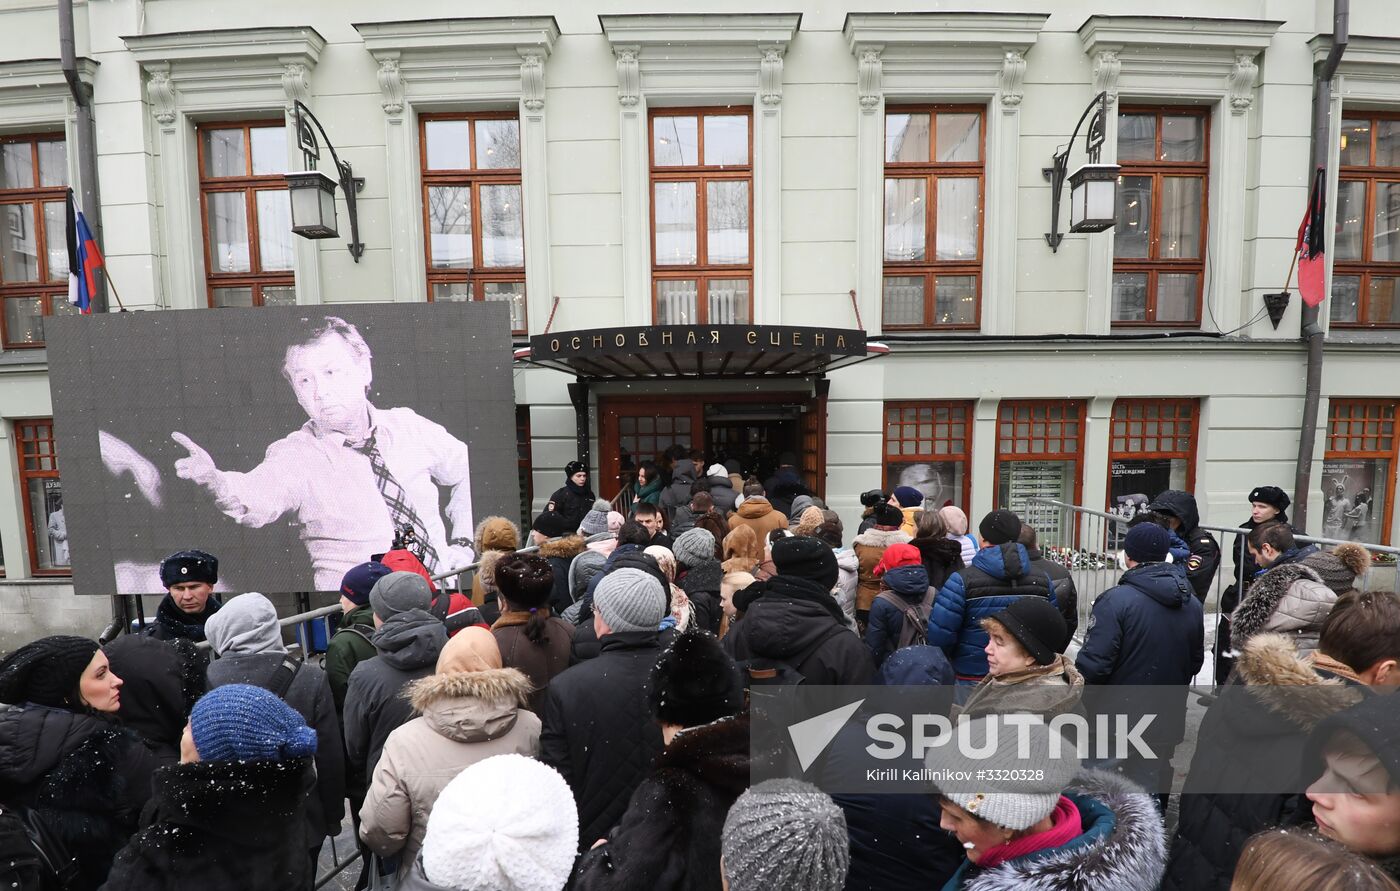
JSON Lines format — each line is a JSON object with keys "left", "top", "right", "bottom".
{"left": 1, "top": 453, "right": 1399, "bottom": 891}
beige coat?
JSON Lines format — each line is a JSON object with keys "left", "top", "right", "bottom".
{"left": 358, "top": 667, "right": 540, "bottom": 874}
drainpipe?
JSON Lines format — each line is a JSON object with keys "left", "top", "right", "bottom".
{"left": 1293, "top": 0, "right": 1348, "bottom": 534}
{"left": 58, "top": 0, "right": 105, "bottom": 314}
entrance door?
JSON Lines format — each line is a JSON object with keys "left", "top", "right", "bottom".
{"left": 599, "top": 399, "right": 704, "bottom": 499}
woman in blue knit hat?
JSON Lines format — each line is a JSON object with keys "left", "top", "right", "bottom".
{"left": 101, "top": 684, "right": 320, "bottom": 891}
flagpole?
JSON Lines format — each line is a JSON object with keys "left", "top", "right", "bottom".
{"left": 99, "top": 266, "right": 128, "bottom": 312}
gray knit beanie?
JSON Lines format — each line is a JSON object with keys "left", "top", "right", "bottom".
{"left": 722, "top": 779, "right": 849, "bottom": 891}
{"left": 370, "top": 571, "right": 433, "bottom": 621}
{"left": 672, "top": 527, "right": 717, "bottom": 569}
{"left": 1302, "top": 543, "right": 1372, "bottom": 595}
{"left": 930, "top": 716, "right": 1082, "bottom": 831}
{"left": 579, "top": 498, "right": 612, "bottom": 537}
{"left": 592, "top": 568, "right": 667, "bottom": 633}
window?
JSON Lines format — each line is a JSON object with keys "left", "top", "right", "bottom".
{"left": 421, "top": 113, "right": 527, "bottom": 335}
{"left": 995, "top": 400, "right": 1086, "bottom": 541}
{"left": 883, "top": 401, "right": 973, "bottom": 510}
{"left": 15, "top": 419, "right": 63, "bottom": 576}
{"left": 1323, "top": 399, "right": 1397, "bottom": 544}
{"left": 881, "top": 107, "right": 984, "bottom": 329}
{"left": 1112, "top": 108, "right": 1209, "bottom": 326}
{"left": 197, "top": 122, "right": 295, "bottom": 308}
{"left": 1333, "top": 115, "right": 1400, "bottom": 326}
{"left": 650, "top": 108, "right": 753, "bottom": 325}
{"left": 0, "top": 133, "right": 78, "bottom": 348}
{"left": 1107, "top": 399, "right": 1198, "bottom": 531}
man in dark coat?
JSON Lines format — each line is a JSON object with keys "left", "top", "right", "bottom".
{"left": 927, "top": 510, "right": 1057, "bottom": 687}
{"left": 204, "top": 593, "right": 346, "bottom": 863}
{"left": 324, "top": 560, "right": 392, "bottom": 716}
{"left": 343, "top": 572, "right": 447, "bottom": 789}
{"left": 100, "top": 684, "right": 318, "bottom": 891}
{"left": 659, "top": 464, "right": 698, "bottom": 525}
{"left": 145, "top": 549, "right": 223, "bottom": 643}
{"left": 1019, "top": 524, "right": 1078, "bottom": 638}
{"left": 763, "top": 456, "right": 811, "bottom": 519}
{"left": 722, "top": 536, "right": 873, "bottom": 685}
{"left": 545, "top": 461, "right": 595, "bottom": 532}
{"left": 1216, "top": 486, "right": 1292, "bottom": 684}
{"left": 1146, "top": 490, "right": 1221, "bottom": 602}
{"left": 541, "top": 569, "right": 668, "bottom": 851}
{"left": 102, "top": 633, "right": 204, "bottom": 761}
{"left": 1076, "top": 523, "right": 1204, "bottom": 796}
{"left": 571, "top": 631, "right": 747, "bottom": 890}
{"left": 570, "top": 537, "right": 671, "bottom": 662}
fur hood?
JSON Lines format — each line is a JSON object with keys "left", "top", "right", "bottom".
{"left": 956, "top": 769, "right": 1166, "bottom": 891}
{"left": 539, "top": 534, "right": 586, "bottom": 560}
{"left": 1233, "top": 633, "right": 1365, "bottom": 731}
{"left": 1232, "top": 562, "right": 1336, "bottom": 649}
{"left": 474, "top": 516, "right": 520, "bottom": 553}
{"left": 476, "top": 550, "right": 507, "bottom": 594}
{"left": 853, "top": 527, "right": 912, "bottom": 549}
{"left": 405, "top": 668, "right": 532, "bottom": 744}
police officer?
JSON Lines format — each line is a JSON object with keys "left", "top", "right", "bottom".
{"left": 147, "top": 549, "right": 223, "bottom": 643}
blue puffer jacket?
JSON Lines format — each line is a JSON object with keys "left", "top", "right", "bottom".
{"left": 865, "top": 564, "right": 930, "bottom": 670}
{"left": 928, "top": 543, "right": 1056, "bottom": 679}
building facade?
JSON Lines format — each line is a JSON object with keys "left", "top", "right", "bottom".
{"left": 0, "top": 0, "right": 1397, "bottom": 629}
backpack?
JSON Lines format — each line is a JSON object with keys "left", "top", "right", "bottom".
{"left": 875, "top": 589, "right": 931, "bottom": 649}
{"left": 266, "top": 653, "right": 303, "bottom": 700}
{"left": 738, "top": 624, "right": 848, "bottom": 690}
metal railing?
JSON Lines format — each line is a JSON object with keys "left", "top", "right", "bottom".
{"left": 1022, "top": 496, "right": 1400, "bottom": 648}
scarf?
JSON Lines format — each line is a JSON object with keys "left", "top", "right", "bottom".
{"left": 491, "top": 608, "right": 550, "bottom": 631}
{"left": 155, "top": 593, "right": 222, "bottom": 641}
{"left": 565, "top": 479, "right": 594, "bottom": 499}
{"left": 974, "top": 796, "right": 1081, "bottom": 870}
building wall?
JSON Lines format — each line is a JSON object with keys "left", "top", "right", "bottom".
{"left": 0, "top": 0, "right": 1396, "bottom": 634}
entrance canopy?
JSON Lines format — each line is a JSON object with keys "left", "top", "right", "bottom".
{"left": 515, "top": 324, "right": 888, "bottom": 380}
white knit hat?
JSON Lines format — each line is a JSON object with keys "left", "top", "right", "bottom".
{"left": 419, "top": 754, "right": 578, "bottom": 891}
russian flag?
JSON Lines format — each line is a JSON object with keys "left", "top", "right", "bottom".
{"left": 65, "top": 189, "right": 102, "bottom": 314}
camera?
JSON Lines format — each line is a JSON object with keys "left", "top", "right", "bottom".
{"left": 860, "top": 489, "right": 888, "bottom": 509}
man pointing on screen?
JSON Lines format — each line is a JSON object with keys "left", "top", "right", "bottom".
{"left": 172, "top": 315, "right": 475, "bottom": 590}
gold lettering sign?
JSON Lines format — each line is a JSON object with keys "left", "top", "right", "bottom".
{"left": 662, "top": 331, "right": 673, "bottom": 344}
{"left": 836, "top": 335, "right": 846, "bottom": 348}
{"left": 747, "top": 331, "right": 758, "bottom": 344}
{"left": 570, "top": 337, "right": 581, "bottom": 350}
{"left": 615, "top": 334, "right": 626, "bottom": 347}
{"left": 710, "top": 329, "right": 720, "bottom": 344}
{"left": 793, "top": 332, "right": 802, "bottom": 346}
{"left": 638, "top": 332, "right": 649, "bottom": 346}
{"left": 592, "top": 335, "right": 604, "bottom": 348}
{"left": 769, "top": 331, "right": 781, "bottom": 346}
{"left": 550, "top": 339, "right": 561, "bottom": 352}
{"left": 686, "top": 331, "right": 698, "bottom": 344}
{"left": 814, "top": 333, "right": 825, "bottom": 346}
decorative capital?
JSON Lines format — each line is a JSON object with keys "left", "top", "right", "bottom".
{"left": 520, "top": 51, "right": 546, "bottom": 112}
{"left": 376, "top": 57, "right": 404, "bottom": 116}
{"left": 615, "top": 46, "right": 640, "bottom": 108}
{"left": 147, "top": 65, "right": 178, "bottom": 126}
{"left": 1092, "top": 50, "right": 1120, "bottom": 105}
{"left": 1228, "top": 51, "right": 1259, "bottom": 114}
{"left": 999, "top": 50, "right": 1027, "bottom": 109}
{"left": 759, "top": 45, "right": 784, "bottom": 107}
{"left": 281, "top": 61, "right": 311, "bottom": 112}
{"left": 857, "top": 47, "right": 882, "bottom": 113}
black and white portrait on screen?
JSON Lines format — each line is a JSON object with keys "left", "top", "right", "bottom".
{"left": 47, "top": 302, "right": 518, "bottom": 597}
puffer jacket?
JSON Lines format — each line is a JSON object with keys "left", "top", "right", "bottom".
{"left": 99, "top": 757, "right": 313, "bottom": 891}
{"left": 0, "top": 706, "right": 162, "bottom": 891}
{"left": 834, "top": 547, "right": 859, "bottom": 627}
{"left": 852, "top": 527, "right": 912, "bottom": 614}
{"left": 359, "top": 668, "right": 540, "bottom": 876}
{"left": 325, "top": 602, "right": 378, "bottom": 715}
{"left": 727, "top": 497, "right": 788, "bottom": 541}
{"left": 571, "top": 713, "right": 750, "bottom": 891}
{"left": 1230, "top": 562, "right": 1336, "bottom": 658}
{"left": 539, "top": 630, "right": 666, "bottom": 851}
{"left": 928, "top": 544, "right": 1056, "bottom": 679}
{"left": 540, "top": 534, "right": 587, "bottom": 615}
{"left": 722, "top": 574, "right": 873, "bottom": 685}
{"left": 865, "top": 564, "right": 931, "bottom": 669}
{"left": 707, "top": 475, "right": 738, "bottom": 514}
{"left": 911, "top": 534, "right": 965, "bottom": 592}
{"left": 1163, "top": 633, "right": 1367, "bottom": 891}
{"left": 660, "top": 467, "right": 698, "bottom": 521}
{"left": 343, "top": 609, "right": 448, "bottom": 787}
{"left": 942, "top": 770, "right": 1166, "bottom": 891}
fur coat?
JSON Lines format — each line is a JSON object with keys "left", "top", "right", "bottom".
{"left": 571, "top": 713, "right": 749, "bottom": 891}
{"left": 100, "top": 757, "right": 313, "bottom": 891}
{"left": 1163, "top": 633, "right": 1366, "bottom": 891}
{"left": 946, "top": 770, "right": 1166, "bottom": 891}
{"left": 1231, "top": 562, "right": 1337, "bottom": 657}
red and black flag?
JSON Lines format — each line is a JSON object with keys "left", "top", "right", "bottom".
{"left": 1296, "top": 168, "right": 1327, "bottom": 308}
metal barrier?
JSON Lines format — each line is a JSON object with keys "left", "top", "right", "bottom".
{"left": 1022, "top": 496, "right": 1400, "bottom": 647}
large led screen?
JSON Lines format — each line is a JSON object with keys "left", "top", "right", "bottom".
{"left": 47, "top": 302, "right": 518, "bottom": 596}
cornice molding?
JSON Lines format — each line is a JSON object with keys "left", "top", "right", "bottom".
{"left": 599, "top": 13, "right": 801, "bottom": 47}
{"left": 0, "top": 57, "right": 98, "bottom": 109}
{"left": 1310, "top": 35, "right": 1400, "bottom": 104}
